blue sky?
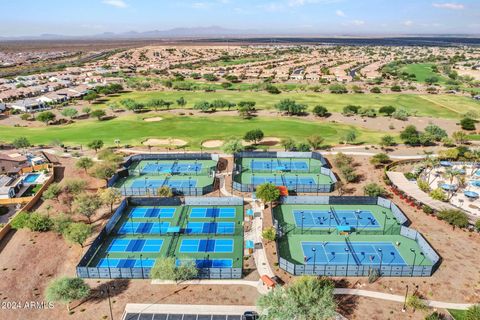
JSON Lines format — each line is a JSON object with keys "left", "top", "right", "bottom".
{"left": 1, "top": 0, "right": 479, "bottom": 36}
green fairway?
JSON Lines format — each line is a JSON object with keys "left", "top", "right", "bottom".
{"left": 0, "top": 114, "right": 389, "bottom": 147}
{"left": 448, "top": 309, "right": 467, "bottom": 320}
{"left": 102, "top": 90, "right": 479, "bottom": 119}
{"left": 400, "top": 63, "right": 447, "bottom": 83}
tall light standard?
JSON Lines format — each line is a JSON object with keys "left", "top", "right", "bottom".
{"left": 106, "top": 253, "right": 111, "bottom": 279}
{"left": 140, "top": 254, "right": 144, "bottom": 278}
{"left": 382, "top": 211, "right": 388, "bottom": 235}
{"left": 410, "top": 248, "right": 417, "bottom": 277}
{"left": 345, "top": 248, "right": 350, "bottom": 277}
{"left": 312, "top": 247, "right": 317, "bottom": 274}
{"left": 378, "top": 248, "right": 383, "bottom": 275}
{"left": 402, "top": 285, "right": 409, "bottom": 312}
{"left": 355, "top": 209, "right": 360, "bottom": 231}
{"left": 301, "top": 212, "right": 305, "bottom": 234}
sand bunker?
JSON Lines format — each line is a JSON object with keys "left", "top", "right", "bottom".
{"left": 242, "top": 137, "right": 281, "bottom": 146}
{"left": 202, "top": 140, "right": 224, "bottom": 148}
{"left": 143, "top": 138, "right": 187, "bottom": 146}
{"left": 144, "top": 117, "right": 163, "bottom": 122}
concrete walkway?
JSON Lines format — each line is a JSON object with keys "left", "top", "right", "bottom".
{"left": 334, "top": 288, "right": 475, "bottom": 310}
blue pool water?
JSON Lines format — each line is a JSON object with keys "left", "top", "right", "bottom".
{"left": 23, "top": 173, "right": 40, "bottom": 183}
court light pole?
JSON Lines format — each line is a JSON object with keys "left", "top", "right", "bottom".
{"left": 402, "top": 285, "right": 409, "bottom": 312}
{"left": 378, "top": 248, "right": 383, "bottom": 275}
{"left": 312, "top": 247, "right": 317, "bottom": 274}
{"left": 301, "top": 213, "right": 305, "bottom": 234}
{"left": 316, "top": 174, "right": 320, "bottom": 195}
{"left": 410, "top": 249, "right": 417, "bottom": 277}
{"left": 101, "top": 285, "right": 115, "bottom": 320}
{"left": 295, "top": 174, "right": 298, "bottom": 190}
{"left": 355, "top": 209, "right": 360, "bottom": 231}
{"left": 345, "top": 248, "right": 350, "bottom": 277}
{"left": 140, "top": 254, "right": 144, "bottom": 278}
{"left": 382, "top": 211, "right": 387, "bottom": 235}
{"left": 106, "top": 253, "right": 111, "bottom": 279}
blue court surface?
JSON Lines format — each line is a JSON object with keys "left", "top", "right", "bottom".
{"left": 179, "top": 239, "right": 234, "bottom": 253}
{"left": 118, "top": 222, "right": 171, "bottom": 234}
{"left": 129, "top": 207, "right": 176, "bottom": 219}
{"left": 97, "top": 258, "right": 156, "bottom": 268}
{"left": 107, "top": 239, "right": 164, "bottom": 253}
{"left": 130, "top": 179, "right": 197, "bottom": 189}
{"left": 302, "top": 241, "right": 407, "bottom": 266}
{"left": 251, "top": 160, "right": 308, "bottom": 171}
{"left": 184, "top": 222, "right": 235, "bottom": 234}
{"left": 176, "top": 259, "right": 233, "bottom": 268}
{"left": 293, "top": 209, "right": 379, "bottom": 229}
{"left": 189, "top": 207, "right": 236, "bottom": 218}
{"left": 141, "top": 162, "right": 203, "bottom": 174}
{"left": 252, "top": 175, "right": 316, "bottom": 186}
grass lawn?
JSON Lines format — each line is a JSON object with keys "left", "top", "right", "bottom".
{"left": 400, "top": 63, "right": 447, "bottom": 83}
{"left": 0, "top": 114, "right": 390, "bottom": 147}
{"left": 448, "top": 309, "right": 467, "bottom": 320}
{"left": 100, "top": 90, "right": 479, "bottom": 119}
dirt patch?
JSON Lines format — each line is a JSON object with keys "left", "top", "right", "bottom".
{"left": 144, "top": 117, "right": 163, "bottom": 122}
{"left": 242, "top": 137, "right": 281, "bottom": 147}
{"left": 143, "top": 138, "right": 187, "bottom": 146}
{"left": 202, "top": 140, "right": 224, "bottom": 148}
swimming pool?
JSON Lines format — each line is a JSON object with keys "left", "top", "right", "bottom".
{"left": 23, "top": 173, "right": 41, "bottom": 184}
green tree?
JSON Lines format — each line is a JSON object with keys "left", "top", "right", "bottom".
{"left": 437, "top": 209, "right": 469, "bottom": 228}
{"left": 406, "top": 294, "right": 428, "bottom": 311}
{"left": 257, "top": 276, "right": 337, "bottom": 320}
{"left": 10, "top": 211, "right": 30, "bottom": 230}
{"left": 36, "top": 111, "right": 56, "bottom": 125}
{"left": 430, "top": 188, "right": 447, "bottom": 202}
{"left": 52, "top": 214, "right": 72, "bottom": 235}
{"left": 460, "top": 117, "right": 476, "bottom": 131}
{"left": 363, "top": 183, "right": 387, "bottom": 197}
{"left": 176, "top": 97, "right": 187, "bottom": 107}
{"left": 42, "top": 182, "right": 62, "bottom": 202}
{"left": 193, "top": 101, "right": 212, "bottom": 112}
{"left": 244, "top": 129, "right": 264, "bottom": 145}
{"left": 329, "top": 84, "right": 348, "bottom": 94}
{"left": 90, "top": 109, "right": 106, "bottom": 120}
{"left": 424, "top": 124, "right": 447, "bottom": 142}
{"left": 91, "top": 163, "right": 117, "bottom": 186}
{"left": 307, "top": 135, "right": 324, "bottom": 150}
{"left": 45, "top": 277, "right": 90, "bottom": 311}
{"left": 280, "top": 138, "right": 296, "bottom": 151}
{"left": 296, "top": 142, "right": 311, "bottom": 152}
{"left": 370, "top": 153, "right": 390, "bottom": 167}
{"left": 12, "top": 137, "right": 31, "bottom": 150}
{"left": 343, "top": 131, "right": 357, "bottom": 144}
{"left": 274, "top": 99, "right": 307, "bottom": 116}
{"left": 83, "top": 92, "right": 99, "bottom": 104}
{"left": 262, "top": 227, "right": 276, "bottom": 241}
{"left": 61, "top": 107, "right": 78, "bottom": 119}
{"left": 82, "top": 106, "right": 91, "bottom": 115}
{"left": 452, "top": 131, "right": 468, "bottom": 145}
{"left": 63, "top": 222, "right": 93, "bottom": 247}
{"left": 256, "top": 183, "right": 280, "bottom": 204}
{"left": 400, "top": 125, "right": 421, "bottom": 146}
{"left": 75, "top": 157, "right": 94, "bottom": 173}
{"left": 150, "top": 257, "right": 198, "bottom": 282}
{"left": 87, "top": 139, "right": 104, "bottom": 153}
{"left": 379, "top": 105, "right": 396, "bottom": 116}
{"left": 380, "top": 135, "right": 396, "bottom": 147}
{"left": 98, "top": 188, "right": 122, "bottom": 213}
{"left": 222, "top": 139, "right": 245, "bottom": 154}
{"left": 157, "top": 186, "right": 173, "bottom": 197}
{"left": 25, "top": 212, "right": 53, "bottom": 232}
{"left": 73, "top": 193, "right": 102, "bottom": 223}
{"left": 312, "top": 105, "right": 329, "bottom": 117}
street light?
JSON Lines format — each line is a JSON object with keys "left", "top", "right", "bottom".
{"left": 106, "top": 253, "right": 111, "bottom": 279}
{"left": 312, "top": 247, "right": 317, "bottom": 274}
{"left": 410, "top": 248, "right": 417, "bottom": 277}
{"left": 402, "top": 285, "right": 409, "bottom": 312}
{"left": 140, "top": 254, "right": 144, "bottom": 278}
{"left": 345, "top": 248, "right": 350, "bottom": 277}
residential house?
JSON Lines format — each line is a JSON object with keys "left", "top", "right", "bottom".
{"left": 8, "top": 98, "right": 49, "bottom": 113}
{"left": 0, "top": 175, "right": 19, "bottom": 199}
{"left": 0, "top": 152, "right": 28, "bottom": 174}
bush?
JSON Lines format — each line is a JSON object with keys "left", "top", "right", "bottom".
{"left": 25, "top": 213, "right": 53, "bottom": 232}
{"left": 262, "top": 227, "right": 276, "bottom": 241}
{"left": 430, "top": 188, "right": 447, "bottom": 202}
{"left": 422, "top": 205, "right": 434, "bottom": 215}
{"left": 363, "top": 183, "right": 386, "bottom": 197}
{"left": 342, "top": 105, "right": 361, "bottom": 116}
{"left": 312, "top": 105, "right": 329, "bottom": 117}
{"left": 52, "top": 214, "right": 73, "bottom": 234}
{"left": 417, "top": 179, "right": 431, "bottom": 193}
{"left": 475, "top": 219, "right": 480, "bottom": 232}
{"left": 150, "top": 257, "right": 198, "bottom": 281}
{"left": 437, "top": 209, "right": 469, "bottom": 228}
{"left": 329, "top": 84, "right": 348, "bottom": 94}
{"left": 368, "top": 268, "right": 380, "bottom": 283}
{"left": 392, "top": 109, "right": 409, "bottom": 121}
{"left": 406, "top": 294, "right": 428, "bottom": 311}
{"left": 465, "top": 304, "right": 480, "bottom": 320}
{"left": 370, "top": 87, "right": 381, "bottom": 93}
{"left": 425, "top": 312, "right": 445, "bottom": 320}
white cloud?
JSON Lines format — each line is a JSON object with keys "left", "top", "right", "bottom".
{"left": 403, "top": 20, "right": 414, "bottom": 27}
{"left": 102, "top": 0, "right": 127, "bottom": 8}
{"left": 336, "top": 9, "right": 345, "bottom": 17}
{"left": 432, "top": 2, "right": 465, "bottom": 10}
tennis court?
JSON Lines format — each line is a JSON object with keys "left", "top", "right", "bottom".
{"left": 128, "top": 207, "right": 176, "bottom": 219}
{"left": 184, "top": 222, "right": 235, "bottom": 234}
{"left": 141, "top": 162, "right": 203, "bottom": 174}
{"left": 179, "top": 239, "right": 234, "bottom": 253}
{"left": 130, "top": 179, "right": 197, "bottom": 189}
{"left": 97, "top": 258, "right": 156, "bottom": 268}
{"left": 293, "top": 209, "right": 380, "bottom": 229}
{"left": 251, "top": 175, "right": 320, "bottom": 186}
{"left": 176, "top": 259, "right": 233, "bottom": 268}
{"left": 189, "top": 207, "right": 236, "bottom": 218}
{"left": 107, "top": 239, "right": 164, "bottom": 253}
{"left": 302, "top": 241, "right": 407, "bottom": 266}
{"left": 251, "top": 159, "right": 308, "bottom": 172}
{"left": 118, "top": 222, "right": 171, "bottom": 234}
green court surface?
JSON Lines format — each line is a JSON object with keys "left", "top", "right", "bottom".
{"left": 129, "top": 159, "right": 217, "bottom": 174}
{"left": 115, "top": 174, "right": 214, "bottom": 189}
{"left": 237, "top": 157, "right": 325, "bottom": 173}
{"left": 279, "top": 234, "right": 433, "bottom": 266}
{"left": 86, "top": 205, "right": 244, "bottom": 269}
{"left": 235, "top": 172, "right": 333, "bottom": 185}
{"left": 274, "top": 204, "right": 402, "bottom": 234}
